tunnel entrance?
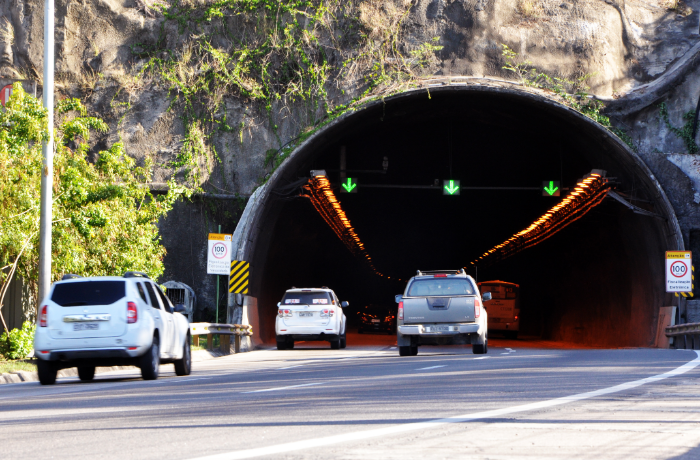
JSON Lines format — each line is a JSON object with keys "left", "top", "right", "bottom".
{"left": 236, "top": 84, "right": 682, "bottom": 348}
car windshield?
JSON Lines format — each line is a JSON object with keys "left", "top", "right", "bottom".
{"left": 281, "top": 291, "right": 332, "bottom": 305}
{"left": 51, "top": 281, "right": 126, "bottom": 307}
{"left": 407, "top": 278, "right": 474, "bottom": 296}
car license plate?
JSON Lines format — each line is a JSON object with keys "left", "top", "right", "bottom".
{"left": 371, "top": 319, "right": 381, "bottom": 323}
{"left": 73, "top": 323, "right": 99, "bottom": 331}
{"left": 298, "top": 312, "right": 312, "bottom": 317}
{"left": 427, "top": 326, "right": 450, "bottom": 332}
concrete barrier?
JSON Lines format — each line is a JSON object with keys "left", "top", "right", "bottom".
{"left": 189, "top": 323, "right": 253, "bottom": 354}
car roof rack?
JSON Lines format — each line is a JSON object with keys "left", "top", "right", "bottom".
{"left": 416, "top": 269, "right": 466, "bottom": 276}
{"left": 61, "top": 274, "right": 82, "bottom": 280}
{"left": 123, "top": 271, "right": 150, "bottom": 279}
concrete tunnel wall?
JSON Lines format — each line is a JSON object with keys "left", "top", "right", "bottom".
{"left": 230, "top": 82, "right": 684, "bottom": 348}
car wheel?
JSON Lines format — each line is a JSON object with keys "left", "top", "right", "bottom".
{"left": 330, "top": 338, "right": 341, "bottom": 349}
{"left": 505, "top": 331, "right": 518, "bottom": 340}
{"left": 174, "top": 337, "right": 192, "bottom": 376}
{"left": 140, "top": 335, "right": 160, "bottom": 380}
{"left": 399, "top": 346, "right": 412, "bottom": 356}
{"left": 410, "top": 345, "right": 418, "bottom": 356}
{"left": 340, "top": 330, "right": 347, "bottom": 349}
{"left": 78, "top": 366, "right": 95, "bottom": 381}
{"left": 37, "top": 360, "right": 58, "bottom": 385}
{"left": 288, "top": 340, "right": 295, "bottom": 349}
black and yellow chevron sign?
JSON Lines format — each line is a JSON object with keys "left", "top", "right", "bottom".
{"left": 229, "top": 260, "right": 249, "bottom": 294}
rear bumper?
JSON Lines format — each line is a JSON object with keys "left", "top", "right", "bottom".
{"left": 277, "top": 334, "right": 340, "bottom": 341}
{"left": 398, "top": 323, "right": 481, "bottom": 336}
{"left": 36, "top": 347, "right": 144, "bottom": 362}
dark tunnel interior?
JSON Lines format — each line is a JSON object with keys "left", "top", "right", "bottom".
{"left": 251, "top": 89, "right": 675, "bottom": 348}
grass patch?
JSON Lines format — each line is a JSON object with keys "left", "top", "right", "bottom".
{"left": 0, "top": 359, "right": 37, "bottom": 374}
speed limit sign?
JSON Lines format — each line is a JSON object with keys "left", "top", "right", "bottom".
{"left": 665, "top": 251, "right": 692, "bottom": 293}
{"left": 207, "top": 233, "right": 232, "bottom": 275}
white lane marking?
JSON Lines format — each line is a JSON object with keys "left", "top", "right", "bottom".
{"left": 416, "top": 365, "right": 447, "bottom": 370}
{"left": 505, "top": 348, "right": 512, "bottom": 351}
{"left": 279, "top": 365, "right": 305, "bottom": 370}
{"left": 241, "top": 382, "right": 326, "bottom": 394}
{"left": 473, "top": 357, "right": 490, "bottom": 360}
{"left": 190, "top": 351, "right": 700, "bottom": 460}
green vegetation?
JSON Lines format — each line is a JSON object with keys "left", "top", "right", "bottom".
{"left": 125, "top": 0, "right": 441, "bottom": 185}
{"left": 0, "top": 84, "right": 190, "bottom": 332}
{"left": 0, "top": 321, "right": 35, "bottom": 360}
{"left": 0, "top": 359, "right": 35, "bottom": 374}
{"left": 658, "top": 102, "right": 699, "bottom": 154}
{"left": 501, "top": 44, "right": 637, "bottom": 152}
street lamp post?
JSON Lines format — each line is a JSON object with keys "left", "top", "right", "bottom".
{"left": 38, "top": 0, "right": 54, "bottom": 303}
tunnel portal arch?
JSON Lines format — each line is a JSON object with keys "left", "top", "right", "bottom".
{"left": 231, "top": 82, "right": 683, "bottom": 348}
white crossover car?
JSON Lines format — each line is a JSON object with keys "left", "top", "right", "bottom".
{"left": 275, "top": 287, "right": 348, "bottom": 350}
{"left": 34, "top": 272, "right": 191, "bottom": 385}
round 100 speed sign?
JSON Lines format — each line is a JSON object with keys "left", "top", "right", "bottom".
{"left": 665, "top": 251, "right": 692, "bottom": 293}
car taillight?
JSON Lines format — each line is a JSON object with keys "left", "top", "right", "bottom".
{"left": 514, "top": 315, "right": 518, "bottom": 320}
{"left": 474, "top": 299, "right": 481, "bottom": 318}
{"left": 284, "top": 309, "right": 292, "bottom": 317}
{"left": 40, "top": 305, "right": 47, "bottom": 327}
{"left": 127, "top": 302, "right": 138, "bottom": 324}
{"left": 398, "top": 301, "right": 404, "bottom": 320}
{"left": 278, "top": 309, "right": 284, "bottom": 318}
{"left": 321, "top": 309, "right": 332, "bottom": 317}
{"left": 329, "top": 309, "right": 334, "bottom": 317}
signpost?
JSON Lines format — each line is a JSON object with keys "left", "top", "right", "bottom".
{"left": 666, "top": 251, "right": 693, "bottom": 297}
{"left": 443, "top": 180, "right": 460, "bottom": 195}
{"left": 0, "top": 84, "right": 12, "bottom": 106}
{"left": 542, "top": 180, "right": 560, "bottom": 196}
{"left": 208, "top": 232, "right": 232, "bottom": 323}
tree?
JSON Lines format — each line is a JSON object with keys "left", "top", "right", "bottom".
{"left": 0, "top": 83, "right": 189, "bottom": 335}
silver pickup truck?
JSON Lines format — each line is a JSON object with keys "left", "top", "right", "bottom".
{"left": 394, "top": 269, "right": 491, "bottom": 356}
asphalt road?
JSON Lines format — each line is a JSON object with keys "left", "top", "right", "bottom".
{"left": 1, "top": 334, "right": 700, "bottom": 459}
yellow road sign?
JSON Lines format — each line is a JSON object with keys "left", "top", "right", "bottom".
{"left": 229, "top": 260, "right": 249, "bottom": 294}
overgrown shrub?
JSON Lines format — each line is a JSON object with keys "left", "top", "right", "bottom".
{"left": 0, "top": 321, "right": 35, "bottom": 360}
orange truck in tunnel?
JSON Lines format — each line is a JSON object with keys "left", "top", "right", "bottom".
{"left": 478, "top": 281, "right": 520, "bottom": 339}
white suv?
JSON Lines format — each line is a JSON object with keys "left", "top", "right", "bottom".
{"left": 275, "top": 288, "right": 348, "bottom": 350}
{"left": 33, "top": 272, "right": 191, "bottom": 385}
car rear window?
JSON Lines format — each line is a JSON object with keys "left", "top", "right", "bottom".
{"left": 407, "top": 278, "right": 475, "bottom": 296}
{"left": 51, "top": 281, "right": 126, "bottom": 307}
{"left": 281, "top": 291, "right": 332, "bottom": 305}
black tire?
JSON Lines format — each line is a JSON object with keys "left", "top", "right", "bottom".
{"left": 288, "top": 340, "right": 295, "bottom": 349}
{"left": 410, "top": 345, "right": 418, "bottom": 356}
{"left": 399, "top": 346, "right": 412, "bottom": 356}
{"left": 340, "top": 330, "right": 347, "bottom": 349}
{"left": 174, "top": 337, "right": 192, "bottom": 376}
{"left": 77, "top": 366, "right": 95, "bottom": 381}
{"left": 330, "top": 338, "right": 340, "bottom": 349}
{"left": 37, "top": 360, "right": 57, "bottom": 385}
{"left": 140, "top": 335, "right": 160, "bottom": 380}
{"left": 505, "top": 331, "right": 518, "bottom": 340}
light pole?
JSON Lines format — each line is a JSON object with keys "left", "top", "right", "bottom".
{"left": 38, "top": 0, "right": 54, "bottom": 303}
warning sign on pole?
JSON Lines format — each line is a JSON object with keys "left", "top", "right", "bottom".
{"left": 207, "top": 233, "right": 232, "bottom": 275}
{"left": 229, "top": 260, "right": 249, "bottom": 294}
{"left": 665, "top": 251, "right": 693, "bottom": 294}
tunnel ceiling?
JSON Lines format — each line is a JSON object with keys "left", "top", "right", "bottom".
{"left": 238, "top": 84, "right": 682, "bottom": 348}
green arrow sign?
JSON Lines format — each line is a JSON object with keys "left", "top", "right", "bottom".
{"left": 341, "top": 177, "right": 357, "bottom": 193}
{"left": 443, "top": 180, "right": 461, "bottom": 195}
{"left": 542, "top": 180, "right": 560, "bottom": 197}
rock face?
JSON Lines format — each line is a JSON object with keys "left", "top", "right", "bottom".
{"left": 3, "top": 0, "right": 700, "bottom": 321}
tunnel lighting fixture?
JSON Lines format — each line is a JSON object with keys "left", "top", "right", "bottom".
{"left": 302, "top": 175, "right": 404, "bottom": 281}
{"left": 469, "top": 172, "right": 611, "bottom": 268}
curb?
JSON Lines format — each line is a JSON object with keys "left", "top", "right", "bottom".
{"left": 0, "top": 349, "right": 229, "bottom": 384}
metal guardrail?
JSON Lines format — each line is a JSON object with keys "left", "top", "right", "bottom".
{"left": 190, "top": 322, "right": 253, "bottom": 336}
{"left": 189, "top": 323, "right": 253, "bottom": 354}
{"left": 666, "top": 322, "right": 700, "bottom": 350}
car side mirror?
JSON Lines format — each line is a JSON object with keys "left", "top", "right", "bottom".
{"left": 277, "top": 302, "right": 281, "bottom": 307}
{"left": 341, "top": 301, "right": 349, "bottom": 308}
{"left": 174, "top": 304, "right": 186, "bottom": 314}
{"left": 482, "top": 292, "right": 492, "bottom": 302}
{"left": 395, "top": 294, "right": 403, "bottom": 303}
